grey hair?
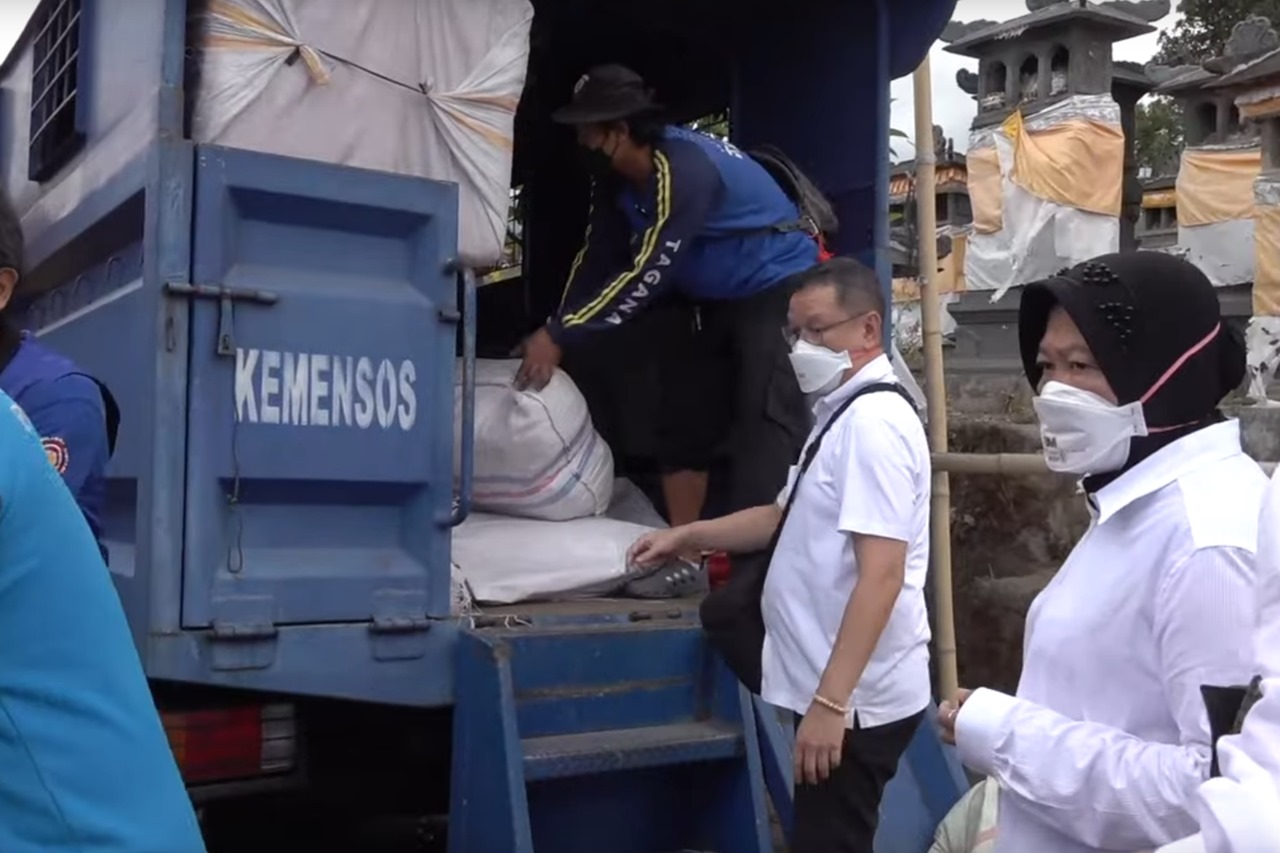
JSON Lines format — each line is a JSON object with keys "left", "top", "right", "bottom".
{"left": 795, "top": 256, "right": 885, "bottom": 318}
{"left": 0, "top": 190, "right": 22, "bottom": 277}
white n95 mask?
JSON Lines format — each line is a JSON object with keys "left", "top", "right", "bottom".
{"left": 1032, "top": 381, "right": 1149, "bottom": 475}
{"left": 789, "top": 339, "right": 852, "bottom": 395}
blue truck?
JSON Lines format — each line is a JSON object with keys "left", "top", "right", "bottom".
{"left": 0, "top": 0, "right": 965, "bottom": 849}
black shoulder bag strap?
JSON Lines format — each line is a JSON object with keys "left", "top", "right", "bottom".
{"left": 699, "top": 382, "right": 917, "bottom": 694}
{"left": 1203, "top": 675, "right": 1264, "bottom": 778}
{"left": 776, "top": 382, "right": 913, "bottom": 528}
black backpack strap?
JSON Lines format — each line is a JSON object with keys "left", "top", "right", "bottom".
{"left": 743, "top": 146, "right": 837, "bottom": 242}
{"left": 83, "top": 376, "right": 120, "bottom": 457}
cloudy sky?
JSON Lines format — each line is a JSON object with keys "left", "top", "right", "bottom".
{"left": 0, "top": 0, "right": 1178, "bottom": 151}
{"left": 0, "top": 0, "right": 36, "bottom": 60}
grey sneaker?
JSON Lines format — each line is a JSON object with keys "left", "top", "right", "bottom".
{"left": 623, "top": 558, "right": 709, "bottom": 599}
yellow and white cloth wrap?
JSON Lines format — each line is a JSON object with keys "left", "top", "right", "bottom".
{"left": 964, "top": 95, "right": 1125, "bottom": 300}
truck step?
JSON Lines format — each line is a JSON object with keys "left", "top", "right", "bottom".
{"left": 522, "top": 720, "right": 744, "bottom": 781}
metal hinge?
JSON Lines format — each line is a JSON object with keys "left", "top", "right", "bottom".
{"left": 369, "top": 590, "right": 432, "bottom": 661}
{"left": 369, "top": 614, "right": 431, "bottom": 634}
{"left": 209, "top": 595, "right": 278, "bottom": 671}
{"left": 211, "top": 620, "right": 279, "bottom": 641}
{"left": 164, "top": 280, "right": 279, "bottom": 356}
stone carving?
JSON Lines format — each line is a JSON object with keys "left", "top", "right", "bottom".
{"left": 1025, "top": 0, "right": 1170, "bottom": 19}
{"left": 1143, "top": 60, "right": 1203, "bottom": 87}
{"left": 1024, "top": 0, "right": 1069, "bottom": 11}
{"left": 933, "top": 125, "right": 955, "bottom": 160}
{"left": 957, "top": 68, "right": 979, "bottom": 97}
{"left": 939, "top": 19, "right": 998, "bottom": 44}
{"left": 1202, "top": 16, "right": 1279, "bottom": 73}
{"left": 1098, "top": 0, "right": 1171, "bottom": 24}
{"left": 1226, "top": 15, "right": 1278, "bottom": 58}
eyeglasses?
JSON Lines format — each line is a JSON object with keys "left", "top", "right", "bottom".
{"left": 781, "top": 312, "right": 869, "bottom": 348}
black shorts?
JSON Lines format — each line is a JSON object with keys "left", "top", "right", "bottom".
{"left": 559, "top": 297, "right": 701, "bottom": 471}
{"left": 656, "top": 276, "right": 809, "bottom": 513}
{"left": 561, "top": 276, "right": 808, "bottom": 515}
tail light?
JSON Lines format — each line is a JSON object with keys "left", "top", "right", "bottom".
{"left": 706, "top": 551, "right": 731, "bottom": 589}
{"left": 162, "top": 703, "right": 297, "bottom": 785}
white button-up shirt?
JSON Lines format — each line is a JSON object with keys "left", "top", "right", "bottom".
{"left": 1159, "top": 465, "right": 1280, "bottom": 853}
{"left": 760, "top": 354, "right": 932, "bottom": 728}
{"left": 956, "top": 420, "right": 1268, "bottom": 853}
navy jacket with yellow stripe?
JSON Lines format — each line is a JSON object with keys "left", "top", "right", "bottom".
{"left": 547, "top": 126, "right": 819, "bottom": 344}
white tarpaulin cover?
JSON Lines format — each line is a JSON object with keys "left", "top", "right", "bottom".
{"left": 189, "top": 0, "right": 533, "bottom": 266}
{"left": 455, "top": 360, "right": 615, "bottom": 521}
{"left": 1179, "top": 218, "right": 1256, "bottom": 287}
{"left": 452, "top": 513, "right": 656, "bottom": 604}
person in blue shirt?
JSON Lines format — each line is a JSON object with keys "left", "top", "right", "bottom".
{"left": 0, "top": 391, "right": 204, "bottom": 852}
{"left": 0, "top": 191, "right": 117, "bottom": 561}
{"left": 517, "top": 64, "right": 820, "bottom": 529}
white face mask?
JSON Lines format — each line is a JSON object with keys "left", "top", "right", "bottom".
{"left": 1032, "top": 380, "right": 1149, "bottom": 475}
{"left": 789, "top": 339, "right": 852, "bottom": 395}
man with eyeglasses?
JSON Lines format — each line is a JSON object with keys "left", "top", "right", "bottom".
{"left": 631, "top": 257, "right": 932, "bottom": 851}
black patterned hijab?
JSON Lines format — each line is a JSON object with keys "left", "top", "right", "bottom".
{"left": 1018, "top": 252, "right": 1245, "bottom": 489}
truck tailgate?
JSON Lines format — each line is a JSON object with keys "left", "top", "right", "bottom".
{"left": 180, "top": 145, "right": 459, "bottom": 629}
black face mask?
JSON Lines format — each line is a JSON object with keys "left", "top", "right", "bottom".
{"left": 579, "top": 135, "right": 619, "bottom": 177}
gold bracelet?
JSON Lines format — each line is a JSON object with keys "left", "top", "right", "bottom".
{"left": 812, "top": 694, "right": 849, "bottom": 715}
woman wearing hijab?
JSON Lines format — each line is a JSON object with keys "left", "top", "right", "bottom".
{"left": 936, "top": 252, "right": 1269, "bottom": 853}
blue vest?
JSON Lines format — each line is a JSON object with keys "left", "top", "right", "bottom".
{"left": 552, "top": 126, "right": 820, "bottom": 341}
{"left": 619, "top": 127, "right": 819, "bottom": 300}
{"left": 0, "top": 335, "right": 113, "bottom": 559}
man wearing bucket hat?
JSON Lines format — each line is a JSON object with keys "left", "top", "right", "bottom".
{"left": 517, "top": 63, "right": 826, "bottom": 531}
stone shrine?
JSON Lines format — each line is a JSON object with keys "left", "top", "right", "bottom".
{"left": 941, "top": 0, "right": 1166, "bottom": 372}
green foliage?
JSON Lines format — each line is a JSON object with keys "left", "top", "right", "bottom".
{"left": 1154, "top": 0, "right": 1280, "bottom": 64}
{"left": 1139, "top": 3, "right": 1280, "bottom": 173}
{"left": 1133, "top": 97, "right": 1185, "bottom": 175}
{"left": 689, "top": 111, "right": 729, "bottom": 140}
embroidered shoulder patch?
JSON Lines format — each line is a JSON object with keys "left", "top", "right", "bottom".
{"left": 41, "top": 437, "right": 69, "bottom": 475}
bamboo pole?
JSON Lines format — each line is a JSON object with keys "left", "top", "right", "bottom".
{"left": 913, "top": 56, "right": 959, "bottom": 700}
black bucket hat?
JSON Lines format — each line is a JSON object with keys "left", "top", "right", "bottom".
{"left": 551, "top": 64, "right": 662, "bottom": 125}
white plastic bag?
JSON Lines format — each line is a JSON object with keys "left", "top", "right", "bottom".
{"left": 929, "top": 777, "right": 999, "bottom": 853}
{"left": 451, "top": 513, "right": 654, "bottom": 604}
{"left": 455, "top": 360, "right": 614, "bottom": 521}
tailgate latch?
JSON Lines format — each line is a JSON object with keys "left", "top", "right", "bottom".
{"left": 164, "top": 281, "right": 279, "bottom": 356}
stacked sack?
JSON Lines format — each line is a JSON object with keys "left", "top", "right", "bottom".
{"left": 455, "top": 359, "right": 614, "bottom": 520}
{"left": 451, "top": 360, "right": 665, "bottom": 605}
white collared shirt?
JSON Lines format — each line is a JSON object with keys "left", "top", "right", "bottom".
{"left": 955, "top": 420, "right": 1268, "bottom": 853}
{"left": 760, "top": 354, "right": 932, "bottom": 728}
{"left": 1158, "top": 465, "right": 1280, "bottom": 853}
